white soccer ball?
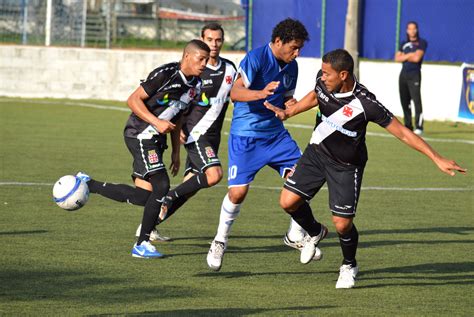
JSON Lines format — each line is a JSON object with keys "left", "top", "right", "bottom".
{"left": 53, "top": 175, "right": 89, "bottom": 211}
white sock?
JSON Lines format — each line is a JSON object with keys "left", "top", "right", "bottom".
{"left": 287, "top": 217, "right": 307, "bottom": 242}
{"left": 214, "top": 193, "right": 241, "bottom": 244}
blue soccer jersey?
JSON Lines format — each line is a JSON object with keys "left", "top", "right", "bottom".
{"left": 230, "top": 44, "right": 298, "bottom": 137}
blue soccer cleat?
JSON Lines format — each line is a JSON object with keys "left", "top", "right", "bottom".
{"left": 76, "top": 171, "right": 91, "bottom": 183}
{"left": 132, "top": 240, "right": 164, "bottom": 258}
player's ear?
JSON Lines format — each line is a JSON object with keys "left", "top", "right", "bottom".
{"left": 339, "top": 70, "right": 349, "bottom": 81}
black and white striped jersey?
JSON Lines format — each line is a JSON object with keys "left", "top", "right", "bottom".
{"left": 124, "top": 62, "right": 201, "bottom": 139}
{"left": 311, "top": 72, "right": 393, "bottom": 166}
{"left": 182, "top": 57, "right": 237, "bottom": 145}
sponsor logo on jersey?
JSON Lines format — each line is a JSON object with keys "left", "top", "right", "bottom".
{"left": 316, "top": 87, "right": 329, "bottom": 102}
{"left": 163, "top": 83, "right": 182, "bottom": 91}
{"left": 157, "top": 93, "right": 169, "bottom": 105}
{"left": 321, "top": 115, "right": 357, "bottom": 137}
{"left": 205, "top": 146, "right": 216, "bottom": 158}
{"left": 198, "top": 92, "right": 210, "bottom": 106}
{"left": 225, "top": 75, "right": 232, "bottom": 85}
{"left": 148, "top": 150, "right": 159, "bottom": 164}
{"left": 210, "top": 71, "right": 224, "bottom": 77}
{"left": 342, "top": 105, "right": 353, "bottom": 117}
{"left": 203, "top": 79, "right": 213, "bottom": 86}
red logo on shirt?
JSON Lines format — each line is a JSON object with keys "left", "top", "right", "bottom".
{"left": 188, "top": 88, "right": 196, "bottom": 99}
{"left": 342, "top": 105, "right": 353, "bottom": 117}
{"left": 225, "top": 75, "right": 232, "bottom": 85}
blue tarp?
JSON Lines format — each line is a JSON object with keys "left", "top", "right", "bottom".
{"left": 246, "top": 0, "right": 474, "bottom": 63}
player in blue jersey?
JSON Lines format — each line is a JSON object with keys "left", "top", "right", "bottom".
{"left": 206, "top": 18, "right": 312, "bottom": 271}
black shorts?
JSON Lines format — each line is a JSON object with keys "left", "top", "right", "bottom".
{"left": 284, "top": 144, "right": 364, "bottom": 218}
{"left": 184, "top": 137, "right": 221, "bottom": 176}
{"left": 124, "top": 136, "right": 167, "bottom": 180}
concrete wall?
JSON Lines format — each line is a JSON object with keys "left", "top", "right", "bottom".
{"left": 0, "top": 45, "right": 464, "bottom": 121}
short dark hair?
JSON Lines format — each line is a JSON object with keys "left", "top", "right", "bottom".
{"left": 271, "top": 18, "right": 309, "bottom": 44}
{"left": 185, "top": 39, "right": 211, "bottom": 54}
{"left": 201, "top": 22, "right": 224, "bottom": 39}
{"left": 322, "top": 49, "right": 354, "bottom": 75}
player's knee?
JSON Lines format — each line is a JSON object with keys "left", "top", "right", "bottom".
{"left": 205, "top": 167, "right": 223, "bottom": 187}
{"left": 332, "top": 217, "right": 353, "bottom": 235}
{"left": 228, "top": 187, "right": 247, "bottom": 204}
{"left": 148, "top": 170, "right": 170, "bottom": 197}
{"left": 279, "top": 190, "right": 300, "bottom": 212}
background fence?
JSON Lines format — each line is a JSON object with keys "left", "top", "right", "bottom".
{"left": 0, "top": 0, "right": 245, "bottom": 49}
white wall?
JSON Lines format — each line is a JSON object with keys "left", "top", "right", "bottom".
{"left": 0, "top": 45, "right": 464, "bottom": 121}
{"left": 294, "top": 57, "right": 464, "bottom": 121}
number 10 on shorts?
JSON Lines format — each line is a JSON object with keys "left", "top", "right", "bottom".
{"left": 228, "top": 165, "right": 238, "bottom": 180}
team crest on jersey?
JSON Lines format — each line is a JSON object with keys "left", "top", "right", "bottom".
{"left": 198, "top": 92, "right": 210, "bottom": 106}
{"left": 282, "top": 73, "right": 294, "bottom": 89}
{"left": 342, "top": 105, "right": 353, "bottom": 117}
{"left": 188, "top": 88, "right": 196, "bottom": 99}
{"left": 225, "top": 75, "right": 232, "bottom": 85}
{"left": 205, "top": 146, "right": 216, "bottom": 158}
{"left": 157, "top": 93, "right": 169, "bottom": 105}
{"left": 148, "top": 150, "right": 159, "bottom": 164}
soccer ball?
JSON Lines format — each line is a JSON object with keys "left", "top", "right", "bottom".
{"left": 53, "top": 175, "right": 89, "bottom": 211}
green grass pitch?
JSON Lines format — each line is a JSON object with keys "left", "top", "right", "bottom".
{"left": 0, "top": 97, "right": 473, "bottom": 316}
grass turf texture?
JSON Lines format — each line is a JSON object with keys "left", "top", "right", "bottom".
{"left": 0, "top": 97, "right": 473, "bottom": 316}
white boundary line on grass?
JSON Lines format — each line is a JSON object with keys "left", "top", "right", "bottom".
{"left": 1, "top": 98, "right": 473, "bottom": 145}
{"left": 0, "top": 182, "right": 471, "bottom": 192}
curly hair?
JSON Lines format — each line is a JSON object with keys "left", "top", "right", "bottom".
{"left": 271, "top": 18, "right": 309, "bottom": 44}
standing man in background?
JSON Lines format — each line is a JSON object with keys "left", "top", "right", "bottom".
{"left": 395, "top": 21, "right": 428, "bottom": 135}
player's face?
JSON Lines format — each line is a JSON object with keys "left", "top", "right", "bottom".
{"left": 274, "top": 38, "right": 305, "bottom": 63}
{"left": 185, "top": 49, "right": 210, "bottom": 76}
{"left": 321, "top": 62, "right": 344, "bottom": 93}
{"left": 201, "top": 29, "right": 224, "bottom": 59}
{"left": 406, "top": 23, "right": 418, "bottom": 39}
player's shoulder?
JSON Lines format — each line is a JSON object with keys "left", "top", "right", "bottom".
{"left": 220, "top": 57, "right": 237, "bottom": 72}
{"left": 354, "top": 82, "right": 381, "bottom": 106}
{"left": 148, "top": 62, "right": 179, "bottom": 77}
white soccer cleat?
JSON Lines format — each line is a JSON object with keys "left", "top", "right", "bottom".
{"left": 135, "top": 224, "right": 172, "bottom": 242}
{"left": 207, "top": 240, "right": 226, "bottom": 271}
{"left": 300, "top": 225, "right": 328, "bottom": 264}
{"left": 335, "top": 264, "right": 359, "bottom": 289}
{"left": 283, "top": 233, "right": 323, "bottom": 261}
{"left": 414, "top": 128, "right": 423, "bottom": 135}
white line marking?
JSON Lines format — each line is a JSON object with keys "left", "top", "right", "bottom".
{"left": 1, "top": 98, "right": 473, "bottom": 145}
{"left": 0, "top": 182, "right": 471, "bottom": 192}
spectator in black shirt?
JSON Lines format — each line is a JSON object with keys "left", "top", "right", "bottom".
{"left": 395, "top": 21, "right": 428, "bottom": 135}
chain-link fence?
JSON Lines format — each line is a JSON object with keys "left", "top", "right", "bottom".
{"left": 0, "top": 0, "right": 245, "bottom": 49}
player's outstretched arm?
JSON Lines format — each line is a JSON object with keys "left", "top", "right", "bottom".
{"left": 127, "top": 86, "right": 175, "bottom": 134}
{"left": 230, "top": 75, "right": 279, "bottom": 102}
{"left": 264, "top": 90, "right": 319, "bottom": 121}
{"left": 385, "top": 117, "right": 467, "bottom": 176}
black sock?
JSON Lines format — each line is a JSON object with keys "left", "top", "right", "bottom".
{"left": 87, "top": 179, "right": 151, "bottom": 206}
{"left": 167, "top": 173, "right": 209, "bottom": 200}
{"left": 137, "top": 171, "right": 170, "bottom": 245}
{"left": 338, "top": 224, "right": 359, "bottom": 267}
{"left": 160, "top": 196, "right": 189, "bottom": 222}
{"left": 288, "top": 202, "right": 322, "bottom": 237}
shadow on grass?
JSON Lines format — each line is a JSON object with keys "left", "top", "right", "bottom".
{"left": 0, "top": 269, "right": 193, "bottom": 303}
{"left": 0, "top": 230, "right": 48, "bottom": 236}
{"left": 88, "top": 305, "right": 335, "bottom": 316}
{"left": 358, "top": 262, "right": 474, "bottom": 288}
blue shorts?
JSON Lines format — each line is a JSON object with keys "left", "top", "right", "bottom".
{"left": 227, "top": 130, "right": 301, "bottom": 186}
